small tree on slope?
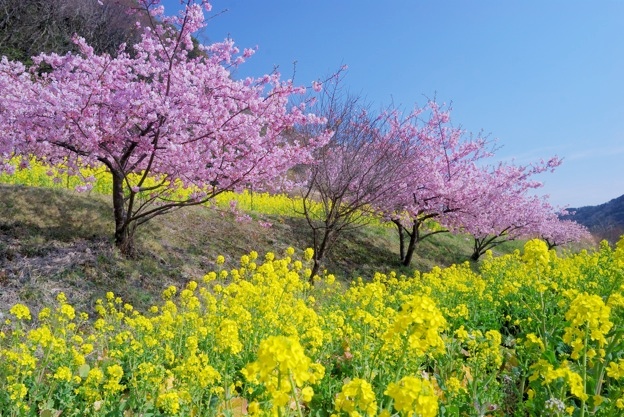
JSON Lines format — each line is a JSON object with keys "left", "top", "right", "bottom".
{"left": 297, "top": 83, "right": 416, "bottom": 278}
{"left": 447, "top": 159, "right": 562, "bottom": 260}
{"left": 375, "top": 102, "right": 492, "bottom": 266}
{"left": 539, "top": 211, "right": 593, "bottom": 250}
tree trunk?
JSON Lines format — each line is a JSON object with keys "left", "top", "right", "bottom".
{"left": 111, "top": 169, "right": 135, "bottom": 256}
{"left": 392, "top": 219, "right": 406, "bottom": 263}
{"left": 472, "top": 235, "right": 505, "bottom": 261}
{"left": 310, "top": 259, "right": 321, "bottom": 282}
{"left": 401, "top": 221, "right": 419, "bottom": 267}
{"left": 310, "top": 227, "right": 333, "bottom": 282}
{"left": 471, "top": 237, "right": 484, "bottom": 261}
{"left": 393, "top": 219, "right": 421, "bottom": 267}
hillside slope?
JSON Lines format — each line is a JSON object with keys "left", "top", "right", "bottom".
{"left": 1, "top": 184, "right": 517, "bottom": 316}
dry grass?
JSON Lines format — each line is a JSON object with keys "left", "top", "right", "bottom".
{"left": 0, "top": 184, "right": 516, "bottom": 317}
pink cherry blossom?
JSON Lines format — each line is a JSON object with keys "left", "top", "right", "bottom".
{"left": 0, "top": 0, "right": 330, "bottom": 254}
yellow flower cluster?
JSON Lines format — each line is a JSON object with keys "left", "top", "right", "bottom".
{"left": 9, "top": 304, "right": 31, "bottom": 321}
{"left": 157, "top": 390, "right": 185, "bottom": 415}
{"left": 606, "top": 359, "right": 624, "bottom": 380}
{"left": 215, "top": 319, "right": 243, "bottom": 355}
{"left": 522, "top": 238, "right": 551, "bottom": 270}
{"left": 383, "top": 295, "right": 447, "bottom": 358}
{"left": 1, "top": 238, "right": 623, "bottom": 415}
{"left": 6, "top": 382, "right": 29, "bottom": 413}
{"left": 529, "top": 360, "right": 588, "bottom": 401}
{"left": 385, "top": 375, "right": 438, "bottom": 417}
{"left": 464, "top": 329, "right": 503, "bottom": 370}
{"left": 523, "top": 333, "right": 545, "bottom": 352}
{"left": 334, "top": 378, "right": 377, "bottom": 417}
{"left": 242, "top": 335, "right": 323, "bottom": 410}
{"left": 563, "top": 293, "right": 613, "bottom": 360}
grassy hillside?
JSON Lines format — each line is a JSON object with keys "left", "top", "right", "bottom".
{"left": 0, "top": 184, "right": 525, "bottom": 316}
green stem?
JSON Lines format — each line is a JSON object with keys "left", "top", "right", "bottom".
{"left": 580, "top": 327, "right": 589, "bottom": 417}
{"left": 591, "top": 326, "right": 623, "bottom": 413}
{"left": 288, "top": 372, "right": 305, "bottom": 417}
{"left": 277, "top": 370, "right": 284, "bottom": 417}
{"left": 540, "top": 291, "right": 548, "bottom": 348}
{"left": 393, "top": 333, "right": 411, "bottom": 383}
{"left": 223, "top": 356, "right": 231, "bottom": 413}
{"left": 367, "top": 343, "right": 385, "bottom": 381}
{"left": 470, "top": 366, "right": 483, "bottom": 415}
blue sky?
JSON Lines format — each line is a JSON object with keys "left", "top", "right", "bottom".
{"left": 162, "top": 0, "right": 624, "bottom": 208}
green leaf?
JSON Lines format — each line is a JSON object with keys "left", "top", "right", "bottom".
{"left": 40, "top": 410, "right": 61, "bottom": 417}
{"left": 78, "top": 363, "right": 91, "bottom": 378}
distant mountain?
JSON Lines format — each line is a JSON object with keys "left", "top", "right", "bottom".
{"left": 564, "top": 194, "right": 624, "bottom": 244}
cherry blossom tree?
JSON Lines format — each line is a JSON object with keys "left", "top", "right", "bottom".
{"left": 447, "top": 159, "right": 562, "bottom": 260}
{"left": 297, "top": 82, "right": 416, "bottom": 278}
{"left": 375, "top": 102, "right": 493, "bottom": 266}
{"left": 539, "top": 211, "right": 593, "bottom": 249}
{"left": 0, "top": 0, "right": 330, "bottom": 254}
{"left": 468, "top": 195, "right": 551, "bottom": 260}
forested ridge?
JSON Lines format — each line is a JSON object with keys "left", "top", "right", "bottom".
{"left": 0, "top": 0, "right": 144, "bottom": 63}
{"left": 566, "top": 194, "right": 624, "bottom": 244}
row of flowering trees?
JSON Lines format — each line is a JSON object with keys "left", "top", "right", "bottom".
{"left": 0, "top": 0, "right": 590, "bottom": 267}
{"left": 300, "top": 81, "right": 591, "bottom": 274}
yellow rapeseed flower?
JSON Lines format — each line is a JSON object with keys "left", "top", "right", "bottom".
{"left": 563, "top": 293, "right": 612, "bottom": 359}
{"left": 215, "top": 319, "right": 243, "bottom": 355}
{"left": 242, "top": 335, "right": 323, "bottom": 410}
{"left": 522, "top": 239, "right": 551, "bottom": 269}
{"left": 53, "top": 366, "right": 73, "bottom": 382}
{"left": 383, "top": 294, "right": 447, "bottom": 358}
{"left": 9, "top": 304, "right": 31, "bottom": 321}
{"left": 335, "top": 378, "right": 377, "bottom": 417}
{"left": 157, "top": 391, "right": 181, "bottom": 415}
{"left": 385, "top": 375, "right": 438, "bottom": 417}
{"left": 606, "top": 360, "right": 624, "bottom": 379}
